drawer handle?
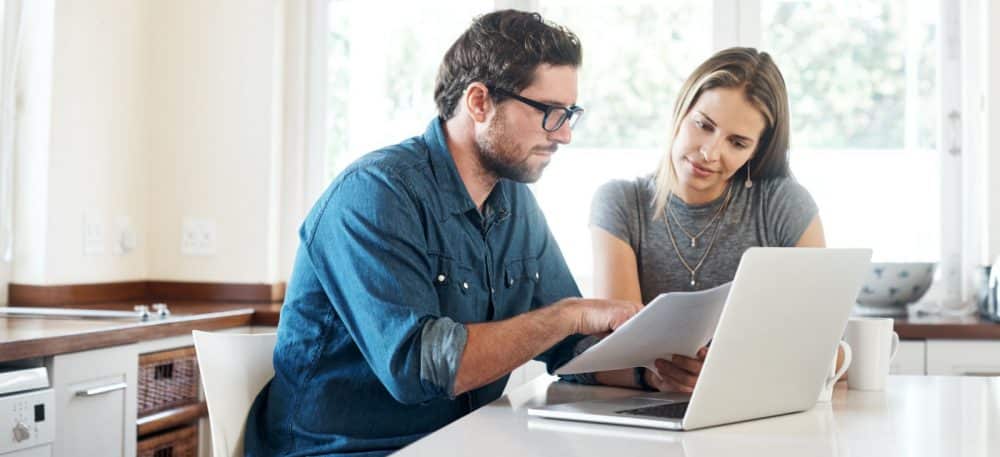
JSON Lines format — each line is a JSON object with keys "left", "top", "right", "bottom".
{"left": 76, "top": 382, "right": 128, "bottom": 397}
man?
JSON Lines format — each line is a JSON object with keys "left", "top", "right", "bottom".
{"left": 244, "top": 10, "right": 640, "bottom": 456}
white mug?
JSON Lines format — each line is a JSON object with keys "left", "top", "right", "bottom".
{"left": 817, "top": 340, "right": 852, "bottom": 402}
{"left": 844, "top": 317, "right": 899, "bottom": 391}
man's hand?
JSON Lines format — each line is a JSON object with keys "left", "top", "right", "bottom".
{"left": 553, "top": 298, "right": 642, "bottom": 336}
{"left": 645, "top": 346, "right": 708, "bottom": 393}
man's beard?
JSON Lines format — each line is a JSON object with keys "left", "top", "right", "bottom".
{"left": 474, "top": 110, "right": 552, "bottom": 183}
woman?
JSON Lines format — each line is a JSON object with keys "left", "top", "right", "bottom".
{"left": 587, "top": 47, "right": 827, "bottom": 392}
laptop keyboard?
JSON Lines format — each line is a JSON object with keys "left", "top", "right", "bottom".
{"left": 615, "top": 402, "right": 689, "bottom": 419}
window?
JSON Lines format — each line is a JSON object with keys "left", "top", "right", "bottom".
{"left": 325, "top": 0, "right": 492, "bottom": 177}
{"left": 321, "top": 0, "right": 965, "bottom": 301}
{"left": 761, "top": 0, "right": 940, "bottom": 263}
{"left": 534, "top": 1, "right": 712, "bottom": 294}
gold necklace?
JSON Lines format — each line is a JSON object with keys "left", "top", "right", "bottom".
{"left": 667, "top": 184, "right": 733, "bottom": 248}
{"left": 665, "top": 183, "right": 734, "bottom": 288}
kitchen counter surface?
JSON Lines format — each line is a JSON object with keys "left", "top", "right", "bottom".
{"left": 3, "top": 299, "right": 998, "bottom": 364}
{"left": 0, "top": 305, "right": 256, "bottom": 363}
{"left": 891, "top": 313, "right": 1000, "bottom": 339}
{"left": 397, "top": 374, "right": 1000, "bottom": 457}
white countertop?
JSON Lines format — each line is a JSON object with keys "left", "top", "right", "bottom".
{"left": 395, "top": 375, "right": 1000, "bottom": 456}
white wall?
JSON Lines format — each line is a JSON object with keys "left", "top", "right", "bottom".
{"left": 145, "top": 0, "right": 284, "bottom": 283}
{"left": 11, "top": 0, "right": 289, "bottom": 286}
{"left": 44, "top": 0, "right": 150, "bottom": 283}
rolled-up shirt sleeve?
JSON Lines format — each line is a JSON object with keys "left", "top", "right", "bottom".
{"left": 302, "top": 168, "right": 465, "bottom": 404}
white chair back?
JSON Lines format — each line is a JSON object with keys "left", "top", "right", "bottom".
{"left": 193, "top": 330, "right": 277, "bottom": 457}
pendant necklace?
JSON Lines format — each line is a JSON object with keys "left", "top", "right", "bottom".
{"left": 667, "top": 183, "right": 732, "bottom": 248}
{"left": 665, "top": 184, "right": 734, "bottom": 288}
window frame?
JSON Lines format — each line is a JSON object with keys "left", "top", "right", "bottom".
{"left": 310, "top": 0, "right": 979, "bottom": 307}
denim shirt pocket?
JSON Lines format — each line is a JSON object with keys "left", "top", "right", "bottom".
{"left": 503, "top": 257, "right": 541, "bottom": 315}
{"left": 429, "top": 253, "right": 488, "bottom": 322}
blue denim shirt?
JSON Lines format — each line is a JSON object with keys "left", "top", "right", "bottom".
{"left": 244, "top": 118, "right": 587, "bottom": 456}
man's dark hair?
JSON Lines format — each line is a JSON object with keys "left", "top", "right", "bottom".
{"left": 434, "top": 10, "right": 582, "bottom": 120}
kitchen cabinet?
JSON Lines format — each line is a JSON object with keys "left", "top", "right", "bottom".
{"left": 925, "top": 340, "right": 1000, "bottom": 376}
{"left": 890, "top": 340, "right": 926, "bottom": 375}
{"left": 44, "top": 326, "right": 274, "bottom": 457}
{"left": 50, "top": 344, "right": 139, "bottom": 457}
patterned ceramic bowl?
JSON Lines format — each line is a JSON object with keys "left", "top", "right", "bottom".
{"left": 856, "top": 262, "right": 937, "bottom": 309}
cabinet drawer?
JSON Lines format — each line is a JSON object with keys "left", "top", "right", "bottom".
{"left": 51, "top": 344, "right": 138, "bottom": 457}
{"left": 890, "top": 340, "right": 926, "bottom": 375}
{"left": 137, "top": 423, "right": 198, "bottom": 457}
{"left": 926, "top": 340, "right": 1000, "bottom": 376}
{"left": 138, "top": 346, "right": 199, "bottom": 416}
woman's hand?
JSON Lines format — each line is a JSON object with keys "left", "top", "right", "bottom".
{"left": 645, "top": 346, "right": 709, "bottom": 393}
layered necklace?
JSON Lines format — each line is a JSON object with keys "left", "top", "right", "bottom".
{"left": 665, "top": 183, "right": 734, "bottom": 288}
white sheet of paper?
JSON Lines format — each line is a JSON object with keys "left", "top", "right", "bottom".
{"left": 555, "top": 282, "right": 732, "bottom": 375}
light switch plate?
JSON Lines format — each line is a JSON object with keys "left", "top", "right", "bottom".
{"left": 83, "top": 214, "right": 104, "bottom": 256}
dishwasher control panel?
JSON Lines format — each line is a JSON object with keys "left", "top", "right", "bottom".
{"left": 1, "top": 389, "right": 54, "bottom": 454}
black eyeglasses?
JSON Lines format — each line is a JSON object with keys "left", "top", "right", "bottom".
{"left": 487, "top": 85, "right": 584, "bottom": 132}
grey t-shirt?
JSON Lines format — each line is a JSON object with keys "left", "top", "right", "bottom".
{"left": 591, "top": 175, "right": 818, "bottom": 304}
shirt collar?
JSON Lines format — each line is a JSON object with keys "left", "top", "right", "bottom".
{"left": 423, "top": 118, "right": 511, "bottom": 219}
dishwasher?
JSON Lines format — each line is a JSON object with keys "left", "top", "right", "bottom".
{"left": 0, "top": 367, "right": 54, "bottom": 456}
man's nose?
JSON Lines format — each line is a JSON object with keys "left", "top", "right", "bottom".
{"left": 548, "top": 120, "right": 572, "bottom": 145}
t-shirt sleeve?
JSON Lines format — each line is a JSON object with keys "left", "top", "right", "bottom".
{"left": 763, "top": 177, "right": 819, "bottom": 247}
{"left": 590, "top": 179, "right": 640, "bottom": 250}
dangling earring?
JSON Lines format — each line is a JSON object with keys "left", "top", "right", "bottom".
{"left": 744, "top": 161, "right": 753, "bottom": 189}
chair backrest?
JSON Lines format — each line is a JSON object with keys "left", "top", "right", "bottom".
{"left": 193, "top": 330, "right": 277, "bottom": 457}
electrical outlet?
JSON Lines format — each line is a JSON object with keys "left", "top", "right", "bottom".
{"left": 181, "top": 217, "right": 216, "bottom": 256}
{"left": 83, "top": 214, "right": 104, "bottom": 256}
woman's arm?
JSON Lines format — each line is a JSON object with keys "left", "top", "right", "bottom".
{"left": 591, "top": 227, "right": 643, "bottom": 303}
{"left": 795, "top": 215, "right": 826, "bottom": 247}
{"left": 589, "top": 227, "right": 646, "bottom": 388}
{"left": 589, "top": 228, "right": 701, "bottom": 391}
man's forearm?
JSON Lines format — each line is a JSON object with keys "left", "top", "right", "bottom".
{"left": 452, "top": 304, "right": 574, "bottom": 396}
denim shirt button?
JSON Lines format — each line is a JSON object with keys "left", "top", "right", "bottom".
{"left": 437, "top": 274, "right": 446, "bottom": 283}
{"left": 462, "top": 282, "right": 469, "bottom": 289}
{"left": 534, "top": 272, "right": 540, "bottom": 281}
{"left": 507, "top": 278, "right": 515, "bottom": 286}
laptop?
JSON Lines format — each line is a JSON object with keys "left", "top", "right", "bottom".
{"left": 528, "top": 247, "right": 872, "bottom": 431}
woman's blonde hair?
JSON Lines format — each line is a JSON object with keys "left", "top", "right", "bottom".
{"left": 652, "top": 47, "right": 791, "bottom": 219}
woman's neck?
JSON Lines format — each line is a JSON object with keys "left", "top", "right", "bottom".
{"left": 671, "top": 181, "right": 730, "bottom": 206}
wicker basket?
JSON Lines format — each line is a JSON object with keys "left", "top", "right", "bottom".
{"left": 138, "top": 347, "right": 200, "bottom": 416}
{"left": 137, "top": 424, "right": 198, "bottom": 457}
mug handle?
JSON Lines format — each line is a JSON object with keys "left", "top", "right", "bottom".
{"left": 829, "top": 340, "right": 852, "bottom": 385}
{"left": 888, "top": 331, "right": 900, "bottom": 361}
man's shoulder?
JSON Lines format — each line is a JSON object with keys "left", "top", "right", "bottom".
{"left": 344, "top": 135, "right": 434, "bottom": 182}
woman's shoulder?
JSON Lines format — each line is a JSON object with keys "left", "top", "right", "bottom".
{"left": 593, "top": 175, "right": 656, "bottom": 204}
{"left": 590, "top": 176, "right": 654, "bottom": 222}
{"left": 755, "top": 175, "right": 813, "bottom": 201}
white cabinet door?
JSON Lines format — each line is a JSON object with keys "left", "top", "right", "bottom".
{"left": 926, "top": 340, "right": 1000, "bottom": 376}
{"left": 890, "top": 340, "right": 926, "bottom": 375}
{"left": 51, "top": 344, "right": 138, "bottom": 457}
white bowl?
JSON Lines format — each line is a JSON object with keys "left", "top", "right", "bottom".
{"left": 856, "top": 262, "right": 936, "bottom": 309}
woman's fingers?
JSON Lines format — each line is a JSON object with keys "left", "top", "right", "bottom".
{"left": 655, "top": 358, "right": 701, "bottom": 390}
